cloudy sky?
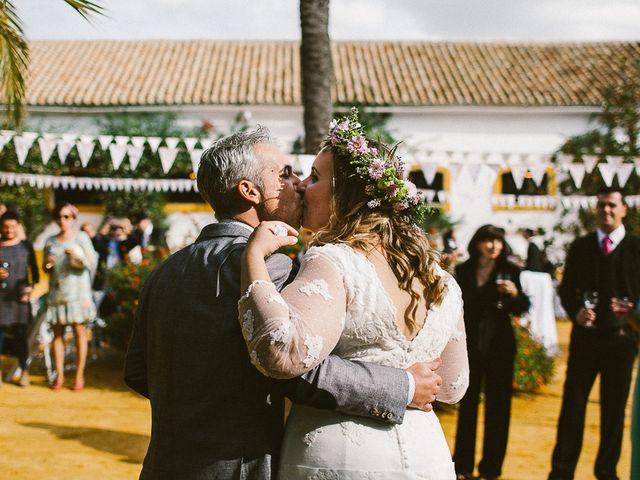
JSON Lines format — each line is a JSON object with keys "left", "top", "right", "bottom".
{"left": 20, "top": 0, "right": 640, "bottom": 42}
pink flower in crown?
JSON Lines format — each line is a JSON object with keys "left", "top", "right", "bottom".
{"left": 368, "top": 158, "right": 385, "bottom": 179}
{"left": 334, "top": 120, "right": 351, "bottom": 132}
{"left": 385, "top": 184, "right": 400, "bottom": 198}
{"left": 404, "top": 180, "right": 418, "bottom": 197}
{"left": 347, "top": 135, "right": 368, "bottom": 155}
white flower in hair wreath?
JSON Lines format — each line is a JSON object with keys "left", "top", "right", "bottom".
{"left": 327, "top": 107, "right": 437, "bottom": 224}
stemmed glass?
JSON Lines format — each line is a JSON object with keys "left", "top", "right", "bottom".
{"left": 582, "top": 291, "right": 598, "bottom": 328}
{"left": 496, "top": 272, "right": 512, "bottom": 309}
{"left": 0, "top": 261, "right": 9, "bottom": 290}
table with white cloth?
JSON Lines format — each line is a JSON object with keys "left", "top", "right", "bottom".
{"left": 519, "top": 270, "right": 560, "bottom": 356}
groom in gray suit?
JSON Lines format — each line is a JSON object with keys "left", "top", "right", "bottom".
{"left": 124, "top": 127, "right": 442, "bottom": 479}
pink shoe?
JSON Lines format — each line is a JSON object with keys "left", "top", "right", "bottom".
{"left": 71, "top": 380, "right": 85, "bottom": 391}
{"left": 51, "top": 378, "right": 64, "bottom": 391}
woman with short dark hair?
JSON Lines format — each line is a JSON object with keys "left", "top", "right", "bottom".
{"left": 453, "top": 224, "right": 530, "bottom": 480}
{"left": 43, "top": 202, "right": 97, "bottom": 391}
{"left": 0, "top": 210, "right": 39, "bottom": 387}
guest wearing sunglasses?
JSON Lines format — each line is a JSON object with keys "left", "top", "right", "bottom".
{"left": 43, "top": 202, "right": 98, "bottom": 391}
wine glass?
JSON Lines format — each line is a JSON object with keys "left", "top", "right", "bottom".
{"left": 0, "top": 261, "right": 9, "bottom": 290}
{"left": 582, "top": 291, "right": 598, "bottom": 327}
{"left": 612, "top": 296, "right": 633, "bottom": 317}
{"left": 496, "top": 273, "right": 512, "bottom": 309}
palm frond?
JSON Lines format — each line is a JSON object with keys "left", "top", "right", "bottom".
{"left": 63, "top": 0, "right": 106, "bottom": 21}
{"left": 0, "top": 1, "right": 29, "bottom": 128}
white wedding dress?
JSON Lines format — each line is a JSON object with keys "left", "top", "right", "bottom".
{"left": 239, "top": 243, "right": 469, "bottom": 479}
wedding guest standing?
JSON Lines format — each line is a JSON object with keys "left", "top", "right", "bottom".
{"left": 453, "top": 224, "right": 529, "bottom": 480}
{"left": 0, "top": 211, "right": 39, "bottom": 387}
{"left": 549, "top": 187, "right": 640, "bottom": 480}
{"left": 43, "top": 203, "right": 97, "bottom": 391}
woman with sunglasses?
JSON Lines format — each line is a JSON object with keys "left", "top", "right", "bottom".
{"left": 43, "top": 202, "right": 97, "bottom": 391}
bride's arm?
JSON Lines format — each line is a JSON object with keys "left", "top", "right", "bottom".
{"left": 240, "top": 222, "right": 347, "bottom": 379}
{"left": 434, "top": 282, "right": 469, "bottom": 404}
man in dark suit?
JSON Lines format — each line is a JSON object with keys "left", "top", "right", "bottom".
{"left": 124, "top": 127, "right": 443, "bottom": 480}
{"left": 549, "top": 187, "right": 640, "bottom": 480}
{"left": 127, "top": 212, "right": 168, "bottom": 252}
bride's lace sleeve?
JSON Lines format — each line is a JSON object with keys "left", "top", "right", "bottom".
{"left": 435, "top": 280, "right": 469, "bottom": 404}
{"left": 238, "top": 249, "right": 346, "bottom": 380}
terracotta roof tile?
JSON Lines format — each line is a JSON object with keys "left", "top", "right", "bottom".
{"left": 25, "top": 40, "right": 640, "bottom": 108}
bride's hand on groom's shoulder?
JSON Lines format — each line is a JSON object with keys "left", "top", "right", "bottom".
{"left": 247, "top": 221, "right": 299, "bottom": 258}
{"left": 407, "top": 358, "right": 442, "bottom": 412}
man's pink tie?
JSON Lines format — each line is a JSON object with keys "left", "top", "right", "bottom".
{"left": 602, "top": 235, "right": 613, "bottom": 256}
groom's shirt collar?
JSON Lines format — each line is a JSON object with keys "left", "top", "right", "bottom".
{"left": 218, "top": 219, "right": 255, "bottom": 234}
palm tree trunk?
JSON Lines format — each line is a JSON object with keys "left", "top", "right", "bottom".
{"left": 300, "top": 0, "right": 332, "bottom": 154}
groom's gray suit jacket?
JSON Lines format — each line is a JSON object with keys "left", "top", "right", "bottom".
{"left": 125, "top": 222, "right": 409, "bottom": 480}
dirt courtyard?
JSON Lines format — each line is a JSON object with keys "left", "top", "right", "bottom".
{"left": 0, "top": 320, "right": 634, "bottom": 479}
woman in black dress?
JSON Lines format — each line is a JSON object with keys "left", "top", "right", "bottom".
{"left": 0, "top": 210, "right": 39, "bottom": 387}
{"left": 453, "top": 225, "right": 529, "bottom": 480}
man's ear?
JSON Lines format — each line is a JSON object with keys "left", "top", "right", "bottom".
{"left": 237, "top": 179, "right": 262, "bottom": 205}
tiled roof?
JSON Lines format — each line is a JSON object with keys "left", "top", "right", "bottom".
{"left": 25, "top": 40, "right": 639, "bottom": 108}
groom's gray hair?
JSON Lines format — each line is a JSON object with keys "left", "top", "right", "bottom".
{"left": 197, "top": 126, "right": 273, "bottom": 217}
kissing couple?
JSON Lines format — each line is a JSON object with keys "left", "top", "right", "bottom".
{"left": 125, "top": 109, "right": 469, "bottom": 480}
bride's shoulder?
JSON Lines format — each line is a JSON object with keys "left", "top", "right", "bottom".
{"left": 302, "top": 243, "right": 359, "bottom": 270}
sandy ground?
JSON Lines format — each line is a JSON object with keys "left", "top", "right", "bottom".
{"left": 0, "top": 320, "right": 634, "bottom": 479}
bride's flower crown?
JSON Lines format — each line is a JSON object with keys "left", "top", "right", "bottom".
{"left": 327, "top": 107, "right": 432, "bottom": 224}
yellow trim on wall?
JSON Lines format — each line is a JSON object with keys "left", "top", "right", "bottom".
{"left": 73, "top": 202, "right": 213, "bottom": 215}
{"left": 409, "top": 164, "right": 451, "bottom": 212}
{"left": 492, "top": 165, "right": 556, "bottom": 211}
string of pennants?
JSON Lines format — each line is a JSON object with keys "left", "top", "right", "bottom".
{"left": 0, "top": 130, "right": 214, "bottom": 174}
{"left": 491, "top": 194, "right": 640, "bottom": 209}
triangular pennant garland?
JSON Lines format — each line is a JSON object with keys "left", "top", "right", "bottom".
{"left": 130, "top": 136, "right": 146, "bottom": 149}
{"left": 466, "top": 163, "right": 483, "bottom": 184}
{"left": 616, "top": 163, "right": 635, "bottom": 188}
{"left": 56, "top": 140, "right": 74, "bottom": 164}
{"left": 568, "top": 164, "right": 586, "bottom": 189}
{"left": 98, "top": 135, "right": 113, "bottom": 150}
{"left": 597, "top": 163, "right": 616, "bottom": 187}
{"left": 164, "top": 137, "right": 180, "bottom": 149}
{"left": 510, "top": 165, "right": 529, "bottom": 190}
{"left": 109, "top": 143, "right": 127, "bottom": 170}
{"left": 419, "top": 162, "right": 438, "bottom": 185}
{"left": 146, "top": 137, "right": 162, "bottom": 153}
{"left": 14, "top": 135, "right": 36, "bottom": 165}
{"left": 115, "top": 136, "right": 129, "bottom": 147}
{"left": 127, "top": 145, "right": 144, "bottom": 171}
{"left": 184, "top": 138, "right": 199, "bottom": 153}
{"left": 158, "top": 146, "right": 179, "bottom": 174}
{"left": 528, "top": 165, "right": 547, "bottom": 187}
{"left": 37, "top": 137, "right": 58, "bottom": 165}
{"left": 582, "top": 155, "right": 599, "bottom": 174}
{"left": 76, "top": 140, "right": 95, "bottom": 168}
{"left": 606, "top": 155, "right": 624, "bottom": 168}
{"left": 190, "top": 149, "right": 204, "bottom": 174}
{"left": 199, "top": 138, "right": 214, "bottom": 151}
{"left": 0, "top": 133, "right": 13, "bottom": 152}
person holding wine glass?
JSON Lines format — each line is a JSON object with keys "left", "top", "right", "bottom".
{"left": 453, "top": 224, "right": 529, "bottom": 480}
{"left": 549, "top": 187, "right": 640, "bottom": 480}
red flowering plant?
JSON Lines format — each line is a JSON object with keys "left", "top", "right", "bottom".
{"left": 512, "top": 320, "right": 556, "bottom": 394}
{"left": 103, "top": 248, "right": 169, "bottom": 349}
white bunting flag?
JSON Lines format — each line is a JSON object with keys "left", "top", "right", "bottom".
{"left": 466, "top": 163, "right": 484, "bottom": 184}
{"left": 606, "top": 155, "right": 624, "bottom": 168}
{"left": 635, "top": 158, "right": 640, "bottom": 176}
{"left": 164, "top": 137, "right": 180, "bottom": 149}
{"left": 115, "top": 135, "right": 130, "bottom": 146}
{"left": 14, "top": 135, "right": 36, "bottom": 165}
{"left": 529, "top": 165, "right": 548, "bottom": 187}
{"left": 57, "top": 140, "right": 74, "bottom": 164}
{"left": 0, "top": 132, "right": 13, "bottom": 152}
{"left": 98, "top": 135, "right": 113, "bottom": 150}
{"left": 127, "top": 136, "right": 144, "bottom": 149}
{"left": 199, "top": 138, "right": 214, "bottom": 151}
{"left": 568, "top": 164, "right": 586, "bottom": 188}
{"left": 419, "top": 162, "right": 438, "bottom": 185}
{"left": 556, "top": 153, "right": 574, "bottom": 168}
{"left": 190, "top": 149, "right": 204, "bottom": 174}
{"left": 146, "top": 137, "right": 162, "bottom": 153}
{"left": 79, "top": 135, "right": 95, "bottom": 144}
{"left": 510, "top": 165, "right": 529, "bottom": 190}
{"left": 38, "top": 137, "right": 58, "bottom": 165}
{"left": 597, "top": 163, "right": 616, "bottom": 187}
{"left": 184, "top": 137, "right": 199, "bottom": 153}
{"left": 298, "top": 154, "right": 315, "bottom": 178}
{"left": 127, "top": 145, "right": 144, "bottom": 171}
{"left": 582, "top": 154, "right": 599, "bottom": 174}
{"left": 484, "top": 165, "right": 500, "bottom": 186}
{"left": 158, "top": 146, "right": 179, "bottom": 174}
{"left": 109, "top": 143, "right": 127, "bottom": 170}
{"left": 62, "top": 133, "right": 76, "bottom": 143}
{"left": 484, "top": 152, "right": 504, "bottom": 165}
{"left": 76, "top": 140, "right": 95, "bottom": 168}
{"left": 506, "top": 153, "right": 523, "bottom": 166}
{"left": 616, "top": 163, "right": 635, "bottom": 188}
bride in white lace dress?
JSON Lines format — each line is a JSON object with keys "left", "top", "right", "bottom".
{"left": 239, "top": 110, "right": 469, "bottom": 479}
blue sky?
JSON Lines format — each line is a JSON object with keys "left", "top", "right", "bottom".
{"left": 21, "top": 0, "right": 640, "bottom": 42}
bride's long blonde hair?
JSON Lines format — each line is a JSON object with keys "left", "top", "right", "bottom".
{"left": 311, "top": 139, "right": 446, "bottom": 329}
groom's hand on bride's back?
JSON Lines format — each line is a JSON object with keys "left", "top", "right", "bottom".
{"left": 407, "top": 358, "right": 442, "bottom": 412}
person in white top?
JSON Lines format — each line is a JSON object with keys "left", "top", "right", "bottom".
{"left": 239, "top": 109, "right": 469, "bottom": 479}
